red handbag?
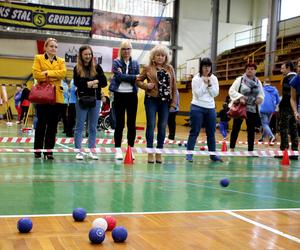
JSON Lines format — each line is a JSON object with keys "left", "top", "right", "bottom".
{"left": 227, "top": 102, "right": 247, "bottom": 119}
{"left": 29, "top": 79, "right": 56, "bottom": 105}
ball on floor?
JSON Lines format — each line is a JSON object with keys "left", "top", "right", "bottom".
{"left": 200, "top": 146, "right": 206, "bottom": 151}
{"left": 17, "top": 218, "right": 33, "bottom": 233}
{"left": 112, "top": 226, "right": 128, "bottom": 242}
{"left": 89, "top": 227, "right": 105, "bottom": 244}
{"left": 72, "top": 207, "right": 87, "bottom": 222}
{"left": 92, "top": 218, "right": 108, "bottom": 231}
{"left": 104, "top": 215, "right": 117, "bottom": 231}
{"left": 137, "top": 135, "right": 142, "bottom": 139}
{"left": 220, "top": 178, "right": 230, "bottom": 187}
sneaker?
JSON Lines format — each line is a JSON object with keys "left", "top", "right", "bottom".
{"left": 186, "top": 154, "right": 193, "bottom": 162}
{"left": 76, "top": 153, "right": 84, "bottom": 160}
{"left": 258, "top": 138, "right": 264, "bottom": 142}
{"left": 210, "top": 155, "right": 223, "bottom": 162}
{"left": 269, "top": 136, "right": 276, "bottom": 144}
{"left": 115, "top": 148, "right": 123, "bottom": 160}
{"left": 88, "top": 152, "right": 98, "bottom": 160}
{"left": 132, "top": 152, "right": 135, "bottom": 160}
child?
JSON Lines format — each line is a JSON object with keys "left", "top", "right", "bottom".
{"left": 218, "top": 103, "right": 230, "bottom": 140}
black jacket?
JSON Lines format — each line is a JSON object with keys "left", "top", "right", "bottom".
{"left": 73, "top": 64, "right": 107, "bottom": 100}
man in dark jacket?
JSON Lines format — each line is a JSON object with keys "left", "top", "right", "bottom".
{"left": 278, "top": 61, "right": 298, "bottom": 159}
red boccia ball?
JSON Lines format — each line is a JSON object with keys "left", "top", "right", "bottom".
{"left": 104, "top": 216, "right": 117, "bottom": 231}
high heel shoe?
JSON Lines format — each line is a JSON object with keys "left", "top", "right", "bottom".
{"left": 44, "top": 155, "right": 54, "bottom": 160}
{"left": 34, "top": 152, "right": 41, "bottom": 158}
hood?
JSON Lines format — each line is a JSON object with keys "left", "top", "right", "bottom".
{"left": 264, "top": 85, "right": 277, "bottom": 94}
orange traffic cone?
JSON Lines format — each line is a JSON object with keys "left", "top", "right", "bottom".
{"left": 281, "top": 149, "right": 290, "bottom": 166}
{"left": 221, "top": 141, "right": 227, "bottom": 152}
{"left": 124, "top": 146, "right": 134, "bottom": 164}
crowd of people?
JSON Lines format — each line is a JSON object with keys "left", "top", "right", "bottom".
{"left": 9, "top": 37, "right": 300, "bottom": 163}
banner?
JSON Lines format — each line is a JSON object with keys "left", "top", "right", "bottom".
{"left": 92, "top": 10, "right": 172, "bottom": 41}
{"left": 57, "top": 43, "right": 113, "bottom": 72}
{"left": 0, "top": 2, "right": 92, "bottom": 33}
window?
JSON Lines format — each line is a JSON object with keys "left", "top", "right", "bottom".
{"left": 261, "top": 18, "right": 268, "bottom": 41}
{"left": 280, "top": 0, "right": 300, "bottom": 20}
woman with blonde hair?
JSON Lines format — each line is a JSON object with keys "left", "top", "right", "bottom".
{"left": 109, "top": 40, "right": 140, "bottom": 160}
{"left": 137, "top": 44, "right": 177, "bottom": 164}
{"left": 74, "top": 45, "right": 107, "bottom": 160}
{"left": 32, "top": 37, "right": 66, "bottom": 159}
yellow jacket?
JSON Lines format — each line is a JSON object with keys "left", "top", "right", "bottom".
{"left": 32, "top": 54, "right": 67, "bottom": 104}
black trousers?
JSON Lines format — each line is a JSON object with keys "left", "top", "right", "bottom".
{"left": 230, "top": 112, "right": 258, "bottom": 151}
{"left": 113, "top": 92, "right": 138, "bottom": 147}
{"left": 34, "top": 104, "right": 60, "bottom": 155}
{"left": 58, "top": 103, "right": 68, "bottom": 133}
{"left": 279, "top": 108, "right": 298, "bottom": 150}
{"left": 168, "top": 111, "right": 178, "bottom": 140}
{"left": 66, "top": 103, "right": 76, "bottom": 137}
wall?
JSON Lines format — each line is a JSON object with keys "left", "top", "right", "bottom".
{"left": 177, "top": 0, "right": 254, "bottom": 66}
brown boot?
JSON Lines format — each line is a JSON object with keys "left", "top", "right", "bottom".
{"left": 148, "top": 153, "right": 154, "bottom": 163}
{"left": 155, "top": 153, "right": 162, "bottom": 164}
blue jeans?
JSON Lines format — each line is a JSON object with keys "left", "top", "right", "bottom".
{"left": 74, "top": 100, "right": 101, "bottom": 149}
{"left": 187, "top": 105, "right": 217, "bottom": 151}
{"left": 144, "top": 96, "right": 169, "bottom": 148}
{"left": 260, "top": 112, "right": 274, "bottom": 139}
{"left": 219, "top": 121, "right": 228, "bottom": 138}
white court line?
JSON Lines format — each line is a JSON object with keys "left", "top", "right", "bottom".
{"left": 226, "top": 210, "right": 300, "bottom": 244}
{"left": 0, "top": 207, "right": 300, "bottom": 218}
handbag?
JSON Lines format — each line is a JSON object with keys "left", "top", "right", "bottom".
{"left": 29, "top": 79, "right": 56, "bottom": 105}
{"left": 78, "top": 95, "right": 96, "bottom": 109}
{"left": 227, "top": 102, "right": 247, "bottom": 119}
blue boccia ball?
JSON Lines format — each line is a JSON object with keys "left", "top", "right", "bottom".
{"left": 17, "top": 218, "right": 33, "bottom": 233}
{"left": 112, "top": 226, "right": 128, "bottom": 243}
{"left": 89, "top": 227, "right": 105, "bottom": 244}
{"left": 220, "top": 178, "right": 230, "bottom": 187}
{"left": 72, "top": 207, "right": 87, "bottom": 222}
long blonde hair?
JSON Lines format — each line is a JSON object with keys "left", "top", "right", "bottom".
{"left": 76, "top": 45, "right": 97, "bottom": 78}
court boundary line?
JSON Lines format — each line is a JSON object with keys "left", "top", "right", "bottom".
{"left": 226, "top": 210, "right": 300, "bottom": 244}
{"left": 0, "top": 207, "right": 299, "bottom": 218}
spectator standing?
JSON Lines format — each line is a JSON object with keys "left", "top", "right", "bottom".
{"left": 258, "top": 78, "right": 280, "bottom": 143}
{"left": 228, "top": 63, "right": 264, "bottom": 152}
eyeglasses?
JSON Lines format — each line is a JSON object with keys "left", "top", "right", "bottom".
{"left": 122, "top": 48, "right": 131, "bottom": 51}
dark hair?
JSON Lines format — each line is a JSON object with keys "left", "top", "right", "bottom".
{"left": 284, "top": 61, "right": 295, "bottom": 71}
{"left": 245, "top": 62, "right": 257, "bottom": 70}
{"left": 199, "top": 57, "right": 212, "bottom": 76}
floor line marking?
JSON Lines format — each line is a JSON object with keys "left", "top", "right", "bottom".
{"left": 226, "top": 210, "right": 300, "bottom": 244}
{"left": 0, "top": 208, "right": 300, "bottom": 218}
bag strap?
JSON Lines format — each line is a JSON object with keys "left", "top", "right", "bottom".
{"left": 238, "top": 77, "right": 243, "bottom": 93}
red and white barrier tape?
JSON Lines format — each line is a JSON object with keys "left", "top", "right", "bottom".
{"left": 0, "top": 147, "right": 298, "bottom": 157}
{"left": 0, "top": 137, "right": 281, "bottom": 146}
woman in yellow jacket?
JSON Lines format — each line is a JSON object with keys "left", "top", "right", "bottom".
{"left": 32, "top": 37, "right": 66, "bottom": 159}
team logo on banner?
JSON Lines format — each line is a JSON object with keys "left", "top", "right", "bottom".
{"left": 33, "top": 10, "right": 46, "bottom": 27}
{"left": 0, "top": 2, "right": 92, "bottom": 33}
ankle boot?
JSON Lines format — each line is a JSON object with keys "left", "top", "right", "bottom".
{"left": 148, "top": 153, "right": 154, "bottom": 163}
{"left": 155, "top": 153, "right": 162, "bottom": 164}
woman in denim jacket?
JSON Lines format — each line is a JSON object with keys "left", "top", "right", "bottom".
{"left": 109, "top": 40, "right": 140, "bottom": 160}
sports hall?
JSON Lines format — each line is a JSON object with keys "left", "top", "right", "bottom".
{"left": 0, "top": 0, "right": 300, "bottom": 249}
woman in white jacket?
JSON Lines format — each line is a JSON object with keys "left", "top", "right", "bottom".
{"left": 186, "top": 58, "right": 222, "bottom": 162}
{"left": 228, "top": 62, "right": 264, "bottom": 151}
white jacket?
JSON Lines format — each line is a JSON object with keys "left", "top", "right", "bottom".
{"left": 228, "top": 76, "right": 264, "bottom": 108}
{"left": 191, "top": 73, "right": 219, "bottom": 109}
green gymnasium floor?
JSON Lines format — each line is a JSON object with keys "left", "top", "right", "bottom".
{"left": 0, "top": 122, "right": 299, "bottom": 216}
